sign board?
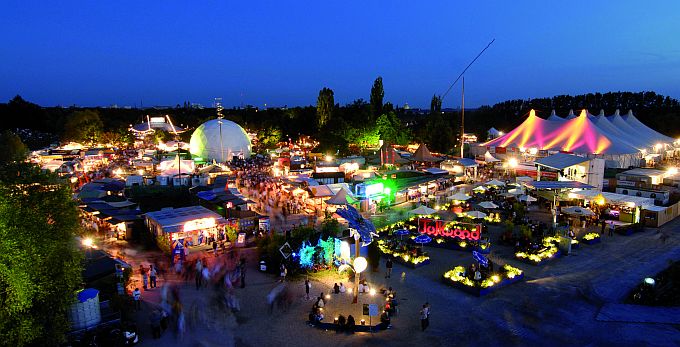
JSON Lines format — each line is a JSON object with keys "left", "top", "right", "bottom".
{"left": 365, "top": 182, "right": 384, "bottom": 197}
{"left": 236, "top": 233, "right": 246, "bottom": 247}
{"left": 418, "top": 219, "right": 481, "bottom": 241}
{"left": 368, "top": 304, "right": 379, "bottom": 316}
{"left": 279, "top": 242, "right": 293, "bottom": 259}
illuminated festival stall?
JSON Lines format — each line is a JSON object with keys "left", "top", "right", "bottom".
{"left": 145, "top": 206, "right": 228, "bottom": 262}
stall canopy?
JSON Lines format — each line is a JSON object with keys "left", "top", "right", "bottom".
{"left": 523, "top": 180, "right": 594, "bottom": 190}
{"left": 408, "top": 205, "right": 437, "bottom": 215}
{"left": 484, "top": 151, "right": 500, "bottom": 163}
{"left": 411, "top": 144, "right": 441, "bottom": 162}
{"left": 534, "top": 153, "right": 590, "bottom": 171}
{"left": 325, "top": 188, "right": 357, "bottom": 205}
{"left": 570, "top": 190, "right": 654, "bottom": 208}
{"left": 145, "top": 206, "right": 226, "bottom": 233}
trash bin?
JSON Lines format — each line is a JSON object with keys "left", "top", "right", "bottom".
{"left": 259, "top": 260, "right": 267, "bottom": 272}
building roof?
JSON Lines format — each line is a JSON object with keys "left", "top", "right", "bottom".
{"left": 523, "top": 180, "right": 594, "bottom": 190}
{"left": 619, "top": 168, "right": 667, "bottom": 177}
{"left": 145, "top": 206, "right": 226, "bottom": 232}
{"left": 572, "top": 190, "right": 655, "bottom": 207}
{"left": 534, "top": 153, "right": 590, "bottom": 170}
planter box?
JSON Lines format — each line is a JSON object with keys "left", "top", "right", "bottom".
{"left": 441, "top": 273, "right": 524, "bottom": 297}
{"left": 515, "top": 250, "right": 561, "bottom": 266}
{"left": 581, "top": 237, "right": 601, "bottom": 245}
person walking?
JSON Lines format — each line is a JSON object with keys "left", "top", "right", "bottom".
{"left": 279, "top": 263, "right": 287, "bottom": 283}
{"left": 240, "top": 258, "right": 247, "bottom": 288}
{"left": 420, "top": 303, "right": 430, "bottom": 331}
{"left": 385, "top": 258, "right": 393, "bottom": 279}
{"left": 195, "top": 259, "right": 203, "bottom": 290}
{"left": 132, "top": 288, "right": 142, "bottom": 311}
{"left": 304, "top": 277, "right": 311, "bottom": 300}
{"left": 149, "top": 265, "right": 157, "bottom": 289}
{"left": 140, "top": 265, "right": 149, "bottom": 291}
{"left": 608, "top": 221, "right": 615, "bottom": 237}
{"left": 212, "top": 240, "right": 218, "bottom": 256}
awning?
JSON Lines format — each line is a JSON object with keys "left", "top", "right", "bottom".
{"left": 524, "top": 181, "right": 594, "bottom": 190}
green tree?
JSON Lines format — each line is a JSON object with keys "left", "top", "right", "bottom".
{"left": 0, "top": 163, "right": 83, "bottom": 346}
{"left": 424, "top": 111, "right": 454, "bottom": 153}
{"left": 63, "top": 110, "right": 103, "bottom": 144}
{"left": 316, "top": 87, "right": 334, "bottom": 129}
{"left": 370, "top": 77, "right": 384, "bottom": 121}
{"left": 0, "top": 130, "right": 28, "bottom": 163}
{"left": 430, "top": 94, "right": 442, "bottom": 114}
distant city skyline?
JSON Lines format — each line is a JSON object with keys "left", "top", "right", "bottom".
{"left": 1, "top": 1, "right": 679, "bottom": 108}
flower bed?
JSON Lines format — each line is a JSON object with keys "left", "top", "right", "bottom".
{"left": 515, "top": 237, "right": 560, "bottom": 265}
{"left": 377, "top": 240, "right": 430, "bottom": 268}
{"left": 442, "top": 264, "right": 524, "bottom": 296}
{"left": 581, "top": 232, "right": 601, "bottom": 245}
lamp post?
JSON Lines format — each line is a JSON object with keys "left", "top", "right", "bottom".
{"left": 350, "top": 228, "right": 367, "bottom": 304}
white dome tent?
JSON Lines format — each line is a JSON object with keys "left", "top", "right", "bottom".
{"left": 190, "top": 119, "right": 251, "bottom": 162}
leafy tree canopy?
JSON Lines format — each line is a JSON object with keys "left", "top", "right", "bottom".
{"left": 0, "top": 163, "right": 83, "bottom": 346}
{"left": 0, "top": 130, "right": 28, "bottom": 163}
{"left": 63, "top": 110, "right": 103, "bottom": 144}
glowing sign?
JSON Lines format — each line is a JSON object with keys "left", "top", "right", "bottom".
{"left": 183, "top": 218, "right": 216, "bottom": 232}
{"left": 418, "top": 219, "right": 480, "bottom": 240}
{"left": 365, "top": 182, "right": 384, "bottom": 197}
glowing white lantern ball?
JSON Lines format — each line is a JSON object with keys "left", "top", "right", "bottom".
{"left": 353, "top": 257, "right": 367, "bottom": 273}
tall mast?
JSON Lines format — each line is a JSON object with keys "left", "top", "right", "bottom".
{"left": 461, "top": 77, "right": 465, "bottom": 158}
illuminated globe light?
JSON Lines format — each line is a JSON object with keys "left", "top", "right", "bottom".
{"left": 340, "top": 241, "right": 351, "bottom": 260}
{"left": 189, "top": 119, "right": 251, "bottom": 162}
{"left": 644, "top": 277, "right": 655, "bottom": 286}
{"left": 82, "top": 238, "right": 93, "bottom": 248}
{"left": 369, "top": 288, "right": 376, "bottom": 296}
{"left": 353, "top": 257, "right": 367, "bottom": 273}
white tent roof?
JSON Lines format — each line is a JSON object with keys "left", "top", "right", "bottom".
{"left": 546, "top": 109, "right": 564, "bottom": 121}
{"left": 621, "top": 110, "right": 675, "bottom": 145}
{"left": 484, "top": 151, "right": 500, "bottom": 163}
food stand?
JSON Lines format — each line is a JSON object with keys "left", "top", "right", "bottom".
{"left": 145, "top": 206, "right": 227, "bottom": 263}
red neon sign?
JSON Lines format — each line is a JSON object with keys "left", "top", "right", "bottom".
{"left": 418, "top": 219, "right": 480, "bottom": 240}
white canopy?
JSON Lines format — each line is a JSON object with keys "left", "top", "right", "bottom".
{"left": 466, "top": 211, "right": 488, "bottom": 219}
{"left": 447, "top": 192, "right": 471, "bottom": 201}
{"left": 485, "top": 179, "right": 506, "bottom": 187}
{"left": 561, "top": 206, "right": 595, "bottom": 216}
{"left": 408, "top": 205, "right": 437, "bottom": 215}
{"left": 518, "top": 195, "right": 537, "bottom": 203}
{"left": 478, "top": 201, "right": 499, "bottom": 209}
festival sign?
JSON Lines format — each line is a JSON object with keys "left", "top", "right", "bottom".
{"left": 418, "top": 218, "right": 481, "bottom": 241}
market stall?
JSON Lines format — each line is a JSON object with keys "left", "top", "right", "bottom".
{"left": 145, "top": 206, "right": 228, "bottom": 263}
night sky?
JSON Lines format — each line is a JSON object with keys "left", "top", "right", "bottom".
{"left": 1, "top": 1, "right": 679, "bottom": 108}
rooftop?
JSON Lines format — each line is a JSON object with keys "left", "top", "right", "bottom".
{"left": 534, "top": 153, "right": 590, "bottom": 170}
{"left": 619, "top": 168, "right": 667, "bottom": 177}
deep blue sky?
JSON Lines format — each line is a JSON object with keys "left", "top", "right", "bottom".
{"left": 1, "top": 1, "right": 679, "bottom": 108}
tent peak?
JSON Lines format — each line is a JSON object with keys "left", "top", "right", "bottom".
{"left": 550, "top": 109, "right": 556, "bottom": 116}
{"left": 626, "top": 109, "right": 634, "bottom": 117}
{"left": 599, "top": 109, "right": 605, "bottom": 116}
{"left": 614, "top": 109, "right": 620, "bottom": 116}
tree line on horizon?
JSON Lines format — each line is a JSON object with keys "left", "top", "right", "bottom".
{"left": 0, "top": 89, "right": 678, "bottom": 154}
